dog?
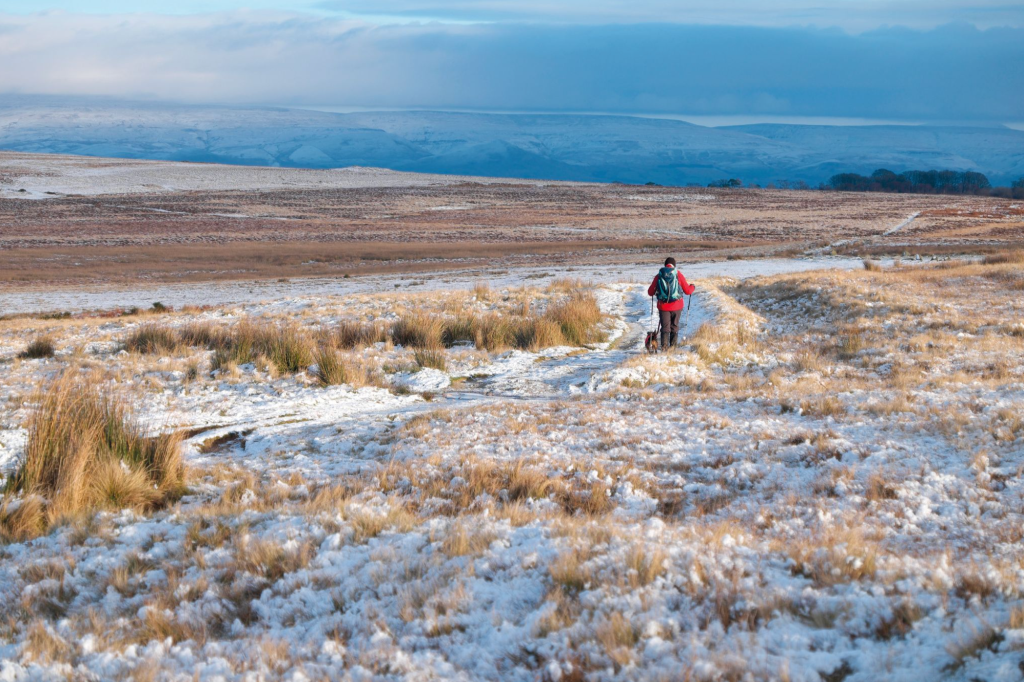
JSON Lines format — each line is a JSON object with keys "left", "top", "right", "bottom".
{"left": 644, "top": 330, "right": 660, "bottom": 354}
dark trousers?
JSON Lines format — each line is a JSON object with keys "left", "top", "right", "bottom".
{"left": 659, "top": 309, "right": 681, "bottom": 349}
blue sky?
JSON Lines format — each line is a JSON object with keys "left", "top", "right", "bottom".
{"left": 1, "top": 2, "right": 1021, "bottom": 121}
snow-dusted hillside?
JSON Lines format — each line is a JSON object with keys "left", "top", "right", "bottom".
{"left": 1, "top": 257, "right": 1023, "bottom": 681}
{"left": 2, "top": 96, "right": 1023, "bottom": 185}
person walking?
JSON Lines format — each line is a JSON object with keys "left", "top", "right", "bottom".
{"left": 647, "top": 257, "right": 695, "bottom": 350}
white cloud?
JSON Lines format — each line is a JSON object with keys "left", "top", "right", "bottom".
{"left": 0, "top": 10, "right": 1020, "bottom": 120}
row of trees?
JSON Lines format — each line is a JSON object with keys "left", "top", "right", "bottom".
{"left": 828, "top": 169, "right": 1024, "bottom": 197}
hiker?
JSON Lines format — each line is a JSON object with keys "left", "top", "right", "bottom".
{"left": 648, "top": 257, "right": 695, "bottom": 350}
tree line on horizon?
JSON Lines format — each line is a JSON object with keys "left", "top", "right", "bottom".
{"left": 826, "top": 169, "right": 1024, "bottom": 198}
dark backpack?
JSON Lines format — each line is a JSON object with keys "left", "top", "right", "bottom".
{"left": 655, "top": 267, "right": 683, "bottom": 303}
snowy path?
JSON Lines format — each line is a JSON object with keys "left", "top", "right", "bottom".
{"left": 1, "top": 256, "right": 868, "bottom": 316}
{"left": 166, "top": 284, "right": 717, "bottom": 476}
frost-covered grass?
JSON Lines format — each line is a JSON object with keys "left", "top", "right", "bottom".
{"left": 0, "top": 261, "right": 1023, "bottom": 681}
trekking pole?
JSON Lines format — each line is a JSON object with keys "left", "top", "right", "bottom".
{"left": 683, "top": 293, "right": 692, "bottom": 336}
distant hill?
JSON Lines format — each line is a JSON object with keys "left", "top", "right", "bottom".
{"left": 1, "top": 96, "right": 1022, "bottom": 186}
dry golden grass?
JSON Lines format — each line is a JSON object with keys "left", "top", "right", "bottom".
{"left": 472, "top": 281, "right": 492, "bottom": 301}
{"left": 544, "top": 291, "right": 605, "bottom": 346}
{"left": 414, "top": 348, "right": 448, "bottom": 371}
{"left": 22, "top": 621, "right": 72, "bottom": 663}
{"left": 793, "top": 349, "right": 825, "bottom": 373}
{"left": 387, "top": 286, "right": 603, "bottom": 352}
{"left": 623, "top": 544, "right": 668, "bottom": 588}
{"left": 331, "top": 320, "right": 390, "bottom": 349}
{"left": 391, "top": 313, "right": 446, "bottom": 350}
{"left": 863, "top": 258, "right": 883, "bottom": 272}
{"left": 440, "top": 520, "right": 497, "bottom": 557}
{"left": 549, "top": 548, "right": 593, "bottom": 594}
{"left": 125, "top": 318, "right": 316, "bottom": 374}
{"left": 982, "top": 249, "right": 1024, "bottom": 265}
{"left": 595, "top": 611, "right": 641, "bottom": 668}
{"left": 233, "top": 537, "right": 316, "bottom": 582}
{"left": 777, "top": 523, "right": 881, "bottom": 587}
{"left": 123, "top": 324, "right": 181, "bottom": 355}
{"left": 311, "top": 346, "right": 347, "bottom": 386}
{"left": 800, "top": 396, "right": 846, "bottom": 418}
{"left": 0, "top": 495, "right": 46, "bottom": 543}
{"left": 3, "top": 372, "right": 185, "bottom": 536}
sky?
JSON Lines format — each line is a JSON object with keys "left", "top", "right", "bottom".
{"left": 0, "top": 2, "right": 1022, "bottom": 122}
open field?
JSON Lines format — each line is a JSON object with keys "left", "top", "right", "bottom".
{"left": 1, "top": 253, "right": 1023, "bottom": 681}
{"left": 2, "top": 152, "right": 1023, "bottom": 288}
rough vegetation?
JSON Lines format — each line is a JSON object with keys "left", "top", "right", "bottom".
{"left": 0, "top": 260, "right": 1022, "bottom": 681}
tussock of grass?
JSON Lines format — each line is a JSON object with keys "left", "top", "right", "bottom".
{"left": 440, "top": 520, "right": 497, "bottom": 557}
{"left": 391, "top": 314, "right": 445, "bottom": 350}
{"left": 544, "top": 291, "right": 604, "bottom": 346}
{"left": 227, "top": 321, "right": 314, "bottom": 373}
{"left": 19, "top": 336, "right": 57, "bottom": 360}
{"left": 3, "top": 373, "right": 185, "bottom": 537}
{"left": 177, "top": 321, "right": 231, "bottom": 350}
{"left": 549, "top": 549, "right": 592, "bottom": 593}
{"left": 312, "top": 346, "right": 347, "bottom": 386}
{"left": 414, "top": 348, "right": 448, "bottom": 371}
{"left": 332, "top": 320, "right": 390, "bottom": 349}
{"left": 441, "top": 313, "right": 476, "bottom": 347}
{"left": 22, "top": 621, "right": 71, "bottom": 663}
{"left": 123, "top": 324, "right": 181, "bottom": 354}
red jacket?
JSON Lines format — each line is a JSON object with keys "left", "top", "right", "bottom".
{"left": 648, "top": 268, "right": 695, "bottom": 311}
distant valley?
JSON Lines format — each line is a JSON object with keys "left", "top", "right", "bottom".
{"left": 2, "top": 96, "right": 1022, "bottom": 186}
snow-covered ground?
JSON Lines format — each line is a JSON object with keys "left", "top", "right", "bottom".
{"left": 0, "top": 257, "right": 874, "bottom": 316}
{"left": 1, "top": 257, "right": 1022, "bottom": 681}
{"left": 0, "top": 152, "right": 555, "bottom": 200}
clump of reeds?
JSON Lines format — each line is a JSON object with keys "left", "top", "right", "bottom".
{"left": 2, "top": 373, "right": 185, "bottom": 539}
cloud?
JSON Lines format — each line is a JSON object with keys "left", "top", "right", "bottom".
{"left": 314, "top": 0, "right": 1024, "bottom": 30}
{"left": 6, "top": 0, "right": 1024, "bottom": 29}
{"left": 0, "top": 11, "right": 1021, "bottom": 120}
